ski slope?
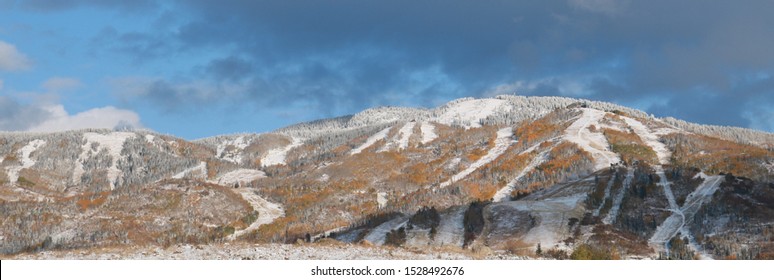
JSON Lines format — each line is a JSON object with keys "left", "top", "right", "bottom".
{"left": 261, "top": 137, "right": 303, "bottom": 167}
{"left": 171, "top": 162, "right": 207, "bottom": 179}
{"left": 229, "top": 188, "right": 284, "bottom": 240}
{"left": 214, "top": 169, "right": 266, "bottom": 186}
{"left": 603, "top": 168, "right": 633, "bottom": 224}
{"left": 420, "top": 122, "right": 438, "bottom": 144}
{"left": 491, "top": 143, "right": 553, "bottom": 202}
{"left": 436, "top": 127, "right": 515, "bottom": 189}
{"left": 564, "top": 108, "right": 620, "bottom": 170}
{"left": 350, "top": 127, "right": 392, "bottom": 155}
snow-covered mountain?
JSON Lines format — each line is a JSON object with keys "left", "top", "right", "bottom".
{"left": 2, "top": 95, "right": 773, "bottom": 259}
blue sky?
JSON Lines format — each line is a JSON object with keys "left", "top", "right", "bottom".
{"left": 1, "top": 0, "right": 773, "bottom": 139}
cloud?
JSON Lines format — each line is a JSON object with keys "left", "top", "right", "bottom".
{"left": 0, "top": 95, "right": 142, "bottom": 132}
{"left": 0, "top": 41, "right": 32, "bottom": 71}
{"left": 26, "top": 105, "right": 142, "bottom": 132}
{"left": 17, "top": 1, "right": 774, "bottom": 132}
{"left": 0, "top": 96, "right": 52, "bottom": 131}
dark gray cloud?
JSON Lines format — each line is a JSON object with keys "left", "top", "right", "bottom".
{"left": 37, "top": 0, "right": 774, "bottom": 131}
{"left": 0, "top": 96, "right": 51, "bottom": 130}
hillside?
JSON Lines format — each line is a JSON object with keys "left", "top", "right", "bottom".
{"left": 1, "top": 95, "right": 773, "bottom": 260}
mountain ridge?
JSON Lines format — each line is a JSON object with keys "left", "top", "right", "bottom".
{"left": 1, "top": 95, "right": 773, "bottom": 259}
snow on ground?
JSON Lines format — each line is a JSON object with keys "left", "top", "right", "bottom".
{"left": 72, "top": 132, "right": 135, "bottom": 190}
{"left": 228, "top": 187, "right": 284, "bottom": 240}
{"left": 261, "top": 137, "right": 303, "bottom": 167}
{"left": 395, "top": 121, "right": 415, "bottom": 150}
{"left": 8, "top": 242, "right": 528, "bottom": 260}
{"left": 491, "top": 144, "right": 552, "bottom": 202}
{"left": 350, "top": 127, "right": 392, "bottom": 155}
{"left": 593, "top": 172, "right": 617, "bottom": 217}
{"left": 376, "top": 192, "right": 388, "bottom": 209}
{"left": 499, "top": 195, "right": 586, "bottom": 248}
{"left": 363, "top": 215, "right": 409, "bottom": 245}
{"left": 144, "top": 134, "right": 155, "bottom": 143}
{"left": 622, "top": 117, "right": 672, "bottom": 165}
{"left": 171, "top": 162, "right": 207, "bottom": 179}
{"left": 432, "top": 98, "right": 507, "bottom": 128}
{"left": 436, "top": 127, "right": 515, "bottom": 189}
{"left": 5, "top": 139, "right": 46, "bottom": 185}
{"left": 564, "top": 108, "right": 620, "bottom": 170}
{"left": 420, "top": 122, "right": 438, "bottom": 144}
{"left": 216, "top": 136, "right": 249, "bottom": 164}
{"left": 431, "top": 206, "right": 466, "bottom": 247}
{"left": 378, "top": 122, "right": 415, "bottom": 152}
{"left": 650, "top": 175, "right": 724, "bottom": 259}
{"left": 213, "top": 169, "right": 266, "bottom": 186}
{"left": 603, "top": 168, "right": 634, "bottom": 224}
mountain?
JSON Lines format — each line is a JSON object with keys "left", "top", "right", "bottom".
{"left": 2, "top": 95, "right": 773, "bottom": 260}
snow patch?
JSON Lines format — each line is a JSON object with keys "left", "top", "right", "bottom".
{"left": 436, "top": 127, "right": 515, "bottom": 189}
{"left": 262, "top": 137, "right": 303, "bottom": 167}
{"left": 5, "top": 139, "right": 46, "bottom": 185}
{"left": 419, "top": 122, "right": 438, "bottom": 144}
{"left": 564, "top": 108, "right": 620, "bottom": 170}
{"left": 376, "top": 192, "right": 388, "bottom": 209}
{"left": 350, "top": 127, "right": 391, "bottom": 155}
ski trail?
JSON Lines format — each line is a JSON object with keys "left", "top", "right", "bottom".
{"left": 396, "top": 121, "right": 416, "bottom": 150}
{"left": 213, "top": 169, "right": 266, "bottom": 186}
{"left": 491, "top": 143, "right": 553, "bottom": 202}
{"left": 593, "top": 171, "right": 617, "bottom": 217}
{"left": 171, "top": 162, "right": 207, "bottom": 179}
{"left": 564, "top": 108, "right": 620, "bottom": 170}
{"left": 350, "top": 127, "right": 391, "bottom": 155}
{"left": 228, "top": 188, "right": 284, "bottom": 240}
{"left": 5, "top": 139, "right": 46, "bottom": 185}
{"left": 603, "top": 168, "right": 633, "bottom": 224}
{"left": 622, "top": 117, "right": 672, "bottom": 165}
{"left": 420, "top": 122, "right": 438, "bottom": 144}
{"left": 649, "top": 175, "right": 724, "bottom": 258}
{"left": 435, "top": 127, "right": 515, "bottom": 190}
{"left": 262, "top": 137, "right": 303, "bottom": 167}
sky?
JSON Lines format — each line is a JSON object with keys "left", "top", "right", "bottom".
{"left": 1, "top": 0, "right": 773, "bottom": 139}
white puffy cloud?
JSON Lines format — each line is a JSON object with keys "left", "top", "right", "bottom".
{"left": 0, "top": 41, "right": 32, "bottom": 71}
{"left": 26, "top": 105, "right": 143, "bottom": 132}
